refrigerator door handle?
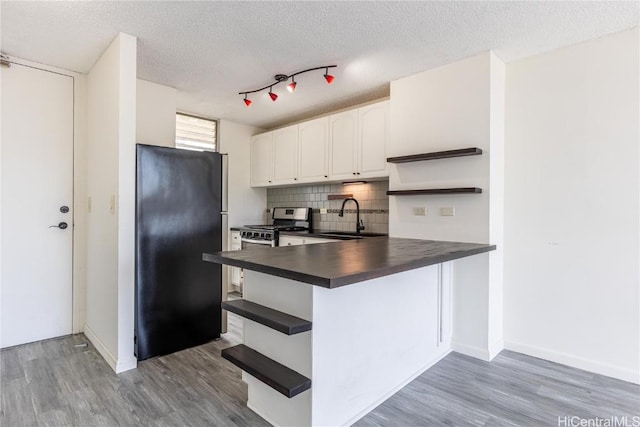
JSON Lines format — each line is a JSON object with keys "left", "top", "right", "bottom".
{"left": 221, "top": 212, "right": 229, "bottom": 251}
{"left": 220, "top": 153, "right": 228, "bottom": 214}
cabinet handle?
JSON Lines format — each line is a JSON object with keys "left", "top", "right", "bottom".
{"left": 268, "top": 180, "right": 272, "bottom": 183}
{"left": 294, "top": 178, "right": 297, "bottom": 180}
{"left": 357, "top": 172, "right": 361, "bottom": 175}
{"left": 353, "top": 172, "right": 356, "bottom": 175}
{"left": 324, "top": 175, "right": 328, "bottom": 178}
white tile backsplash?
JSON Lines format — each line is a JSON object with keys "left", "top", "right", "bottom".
{"left": 267, "top": 181, "right": 389, "bottom": 233}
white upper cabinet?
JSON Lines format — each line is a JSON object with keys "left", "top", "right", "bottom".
{"left": 330, "top": 101, "right": 389, "bottom": 180}
{"left": 358, "top": 101, "right": 389, "bottom": 178}
{"left": 299, "top": 117, "right": 329, "bottom": 183}
{"left": 329, "top": 109, "right": 359, "bottom": 180}
{"left": 272, "top": 126, "right": 298, "bottom": 185}
{"left": 251, "top": 125, "right": 299, "bottom": 187}
{"left": 250, "top": 100, "right": 389, "bottom": 187}
{"left": 250, "top": 132, "right": 273, "bottom": 187}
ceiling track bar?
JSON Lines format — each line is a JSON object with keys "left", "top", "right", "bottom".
{"left": 1, "top": 53, "right": 11, "bottom": 68}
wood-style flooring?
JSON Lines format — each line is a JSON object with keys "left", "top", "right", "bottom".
{"left": 1, "top": 333, "right": 638, "bottom": 426}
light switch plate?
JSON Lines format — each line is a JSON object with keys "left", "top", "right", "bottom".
{"left": 440, "top": 207, "right": 455, "bottom": 216}
{"left": 413, "top": 207, "right": 426, "bottom": 216}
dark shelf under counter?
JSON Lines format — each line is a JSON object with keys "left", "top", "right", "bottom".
{"left": 387, "top": 188, "right": 482, "bottom": 196}
{"left": 387, "top": 147, "right": 482, "bottom": 163}
{"left": 221, "top": 299, "right": 311, "bottom": 335}
{"left": 221, "top": 344, "right": 311, "bottom": 398}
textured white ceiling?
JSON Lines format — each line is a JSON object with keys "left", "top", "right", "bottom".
{"left": 1, "top": 1, "right": 638, "bottom": 129}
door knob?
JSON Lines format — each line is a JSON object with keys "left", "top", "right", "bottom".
{"left": 49, "top": 222, "right": 68, "bottom": 230}
{"left": 60, "top": 206, "right": 69, "bottom": 213}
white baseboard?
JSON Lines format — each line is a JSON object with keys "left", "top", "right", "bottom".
{"left": 504, "top": 340, "right": 640, "bottom": 385}
{"left": 116, "top": 356, "right": 137, "bottom": 373}
{"left": 245, "top": 349, "right": 452, "bottom": 427}
{"left": 452, "top": 341, "right": 491, "bottom": 361}
{"left": 84, "top": 324, "right": 118, "bottom": 372}
{"left": 342, "top": 348, "right": 452, "bottom": 426}
{"left": 84, "top": 324, "right": 137, "bottom": 374}
{"left": 488, "top": 339, "right": 504, "bottom": 360}
{"left": 247, "top": 402, "right": 279, "bottom": 427}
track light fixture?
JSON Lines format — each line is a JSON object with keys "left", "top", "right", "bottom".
{"left": 324, "top": 67, "right": 335, "bottom": 84}
{"left": 239, "top": 65, "right": 337, "bottom": 107}
{"left": 287, "top": 76, "right": 297, "bottom": 92}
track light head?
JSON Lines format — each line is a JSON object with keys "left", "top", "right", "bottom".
{"left": 287, "top": 76, "right": 297, "bottom": 92}
{"left": 324, "top": 68, "right": 335, "bottom": 84}
{"left": 243, "top": 95, "right": 252, "bottom": 107}
{"left": 269, "top": 90, "right": 278, "bottom": 101}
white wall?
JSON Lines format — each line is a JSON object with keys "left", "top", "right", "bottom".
{"left": 218, "top": 119, "right": 266, "bottom": 227}
{"left": 136, "top": 79, "right": 176, "bottom": 147}
{"left": 504, "top": 28, "right": 640, "bottom": 384}
{"left": 85, "top": 33, "right": 138, "bottom": 373}
{"left": 389, "top": 52, "right": 505, "bottom": 360}
{"left": 116, "top": 33, "right": 138, "bottom": 373}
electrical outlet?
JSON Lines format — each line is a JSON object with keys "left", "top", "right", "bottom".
{"left": 440, "top": 207, "right": 455, "bottom": 216}
{"left": 413, "top": 207, "right": 426, "bottom": 216}
{"left": 320, "top": 208, "right": 328, "bottom": 214}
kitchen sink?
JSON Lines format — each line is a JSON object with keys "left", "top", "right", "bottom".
{"left": 315, "top": 231, "right": 388, "bottom": 238}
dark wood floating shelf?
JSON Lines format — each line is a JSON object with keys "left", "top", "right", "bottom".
{"left": 221, "top": 300, "right": 312, "bottom": 335}
{"left": 221, "top": 344, "right": 311, "bottom": 398}
{"left": 387, "top": 147, "right": 482, "bottom": 163}
{"left": 387, "top": 187, "right": 482, "bottom": 196}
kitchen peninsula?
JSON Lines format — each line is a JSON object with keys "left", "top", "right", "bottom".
{"left": 203, "top": 237, "right": 495, "bottom": 426}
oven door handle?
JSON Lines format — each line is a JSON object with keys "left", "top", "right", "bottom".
{"left": 241, "top": 238, "right": 273, "bottom": 245}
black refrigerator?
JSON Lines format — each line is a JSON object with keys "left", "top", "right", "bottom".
{"left": 135, "top": 144, "right": 227, "bottom": 361}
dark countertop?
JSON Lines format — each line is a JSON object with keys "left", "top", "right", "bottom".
{"left": 203, "top": 237, "right": 496, "bottom": 289}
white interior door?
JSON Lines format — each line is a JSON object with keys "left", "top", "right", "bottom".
{"left": 1, "top": 62, "right": 74, "bottom": 348}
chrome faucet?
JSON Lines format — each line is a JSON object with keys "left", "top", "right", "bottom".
{"left": 338, "top": 197, "right": 365, "bottom": 234}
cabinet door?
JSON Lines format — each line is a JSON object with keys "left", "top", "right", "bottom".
{"left": 250, "top": 132, "right": 273, "bottom": 187}
{"left": 230, "top": 231, "right": 241, "bottom": 250}
{"left": 279, "top": 236, "right": 306, "bottom": 246}
{"left": 272, "top": 126, "right": 298, "bottom": 185}
{"left": 329, "top": 110, "right": 358, "bottom": 180}
{"left": 358, "top": 101, "right": 389, "bottom": 178}
{"left": 230, "top": 231, "right": 242, "bottom": 286}
{"left": 299, "top": 117, "right": 329, "bottom": 183}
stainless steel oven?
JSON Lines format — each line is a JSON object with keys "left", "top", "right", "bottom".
{"left": 240, "top": 229, "right": 276, "bottom": 248}
{"left": 239, "top": 207, "right": 312, "bottom": 248}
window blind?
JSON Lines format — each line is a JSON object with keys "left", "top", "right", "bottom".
{"left": 175, "top": 113, "right": 217, "bottom": 152}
